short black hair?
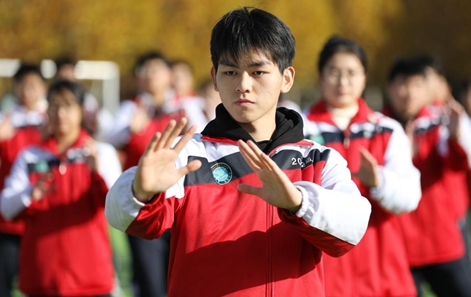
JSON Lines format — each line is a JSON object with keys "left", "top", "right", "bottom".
{"left": 55, "top": 56, "right": 77, "bottom": 69}
{"left": 387, "top": 56, "right": 428, "bottom": 82}
{"left": 134, "top": 51, "right": 172, "bottom": 75}
{"left": 210, "top": 7, "right": 295, "bottom": 73}
{"left": 13, "top": 63, "right": 44, "bottom": 82}
{"left": 317, "top": 36, "right": 368, "bottom": 74}
{"left": 47, "top": 80, "right": 86, "bottom": 106}
{"left": 172, "top": 59, "right": 194, "bottom": 73}
{"left": 457, "top": 77, "right": 471, "bottom": 104}
{"left": 414, "top": 54, "right": 444, "bottom": 76}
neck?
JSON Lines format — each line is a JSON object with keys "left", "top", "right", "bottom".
{"left": 327, "top": 102, "right": 359, "bottom": 130}
{"left": 239, "top": 121, "right": 276, "bottom": 142}
{"left": 55, "top": 128, "right": 81, "bottom": 154}
{"left": 148, "top": 90, "right": 166, "bottom": 107}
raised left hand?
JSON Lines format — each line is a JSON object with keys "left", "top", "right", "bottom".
{"left": 353, "top": 147, "right": 381, "bottom": 188}
{"left": 83, "top": 137, "right": 99, "bottom": 172}
{"left": 237, "top": 140, "right": 302, "bottom": 213}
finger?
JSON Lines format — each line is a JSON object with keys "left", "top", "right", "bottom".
{"left": 243, "top": 140, "right": 265, "bottom": 167}
{"left": 144, "top": 132, "right": 162, "bottom": 154}
{"left": 237, "top": 183, "right": 263, "bottom": 197}
{"left": 172, "top": 124, "right": 197, "bottom": 153}
{"left": 155, "top": 120, "right": 177, "bottom": 150}
{"left": 164, "top": 118, "right": 188, "bottom": 149}
{"left": 238, "top": 140, "right": 262, "bottom": 170}
{"left": 359, "top": 147, "right": 376, "bottom": 163}
{"left": 177, "top": 159, "right": 202, "bottom": 176}
{"left": 449, "top": 100, "right": 464, "bottom": 114}
{"left": 258, "top": 151, "right": 277, "bottom": 172}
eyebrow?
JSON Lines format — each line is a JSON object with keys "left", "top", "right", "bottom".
{"left": 219, "top": 59, "right": 271, "bottom": 68}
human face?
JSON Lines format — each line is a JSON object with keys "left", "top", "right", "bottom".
{"left": 319, "top": 52, "right": 366, "bottom": 109}
{"left": 387, "top": 75, "right": 428, "bottom": 121}
{"left": 55, "top": 65, "right": 76, "bottom": 81}
{"left": 461, "top": 86, "right": 471, "bottom": 116}
{"left": 172, "top": 63, "right": 194, "bottom": 96}
{"left": 136, "top": 59, "right": 172, "bottom": 95}
{"left": 47, "top": 90, "right": 83, "bottom": 136}
{"left": 425, "top": 67, "right": 450, "bottom": 104}
{"left": 211, "top": 51, "right": 294, "bottom": 140}
{"left": 14, "top": 73, "right": 46, "bottom": 110}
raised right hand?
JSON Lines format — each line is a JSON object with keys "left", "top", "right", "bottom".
{"left": 132, "top": 118, "right": 202, "bottom": 202}
{"left": 130, "top": 104, "right": 151, "bottom": 134}
{"left": 0, "top": 113, "right": 16, "bottom": 141}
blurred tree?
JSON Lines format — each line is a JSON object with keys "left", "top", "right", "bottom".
{"left": 0, "top": 0, "right": 470, "bottom": 101}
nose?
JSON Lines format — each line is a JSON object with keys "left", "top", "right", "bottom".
{"left": 339, "top": 74, "right": 350, "bottom": 86}
{"left": 57, "top": 106, "right": 68, "bottom": 118}
{"left": 236, "top": 72, "right": 251, "bottom": 93}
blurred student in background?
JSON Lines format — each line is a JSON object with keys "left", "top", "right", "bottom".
{"left": 0, "top": 64, "right": 46, "bottom": 297}
{"left": 0, "top": 80, "right": 121, "bottom": 297}
{"left": 457, "top": 77, "right": 471, "bottom": 256}
{"left": 414, "top": 55, "right": 451, "bottom": 107}
{"left": 421, "top": 55, "right": 471, "bottom": 261}
{"left": 106, "top": 51, "right": 179, "bottom": 297}
{"left": 53, "top": 57, "right": 114, "bottom": 141}
{"left": 303, "top": 36, "right": 421, "bottom": 297}
{"left": 384, "top": 56, "right": 471, "bottom": 297}
{"left": 171, "top": 60, "right": 198, "bottom": 101}
{"left": 277, "top": 93, "right": 302, "bottom": 114}
{"left": 196, "top": 79, "right": 221, "bottom": 124}
{"left": 171, "top": 60, "right": 212, "bottom": 130}
{"left": 458, "top": 78, "right": 471, "bottom": 117}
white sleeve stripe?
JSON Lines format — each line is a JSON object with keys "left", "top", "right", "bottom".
{"left": 105, "top": 167, "right": 145, "bottom": 232}
{"left": 458, "top": 113, "right": 471, "bottom": 169}
{"left": 294, "top": 181, "right": 371, "bottom": 245}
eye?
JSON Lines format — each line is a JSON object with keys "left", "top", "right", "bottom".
{"left": 224, "top": 71, "right": 236, "bottom": 76}
{"left": 253, "top": 71, "right": 265, "bottom": 76}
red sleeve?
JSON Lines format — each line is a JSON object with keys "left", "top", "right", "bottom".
{"left": 90, "top": 171, "right": 109, "bottom": 208}
{"left": 446, "top": 138, "right": 469, "bottom": 171}
{"left": 125, "top": 192, "right": 178, "bottom": 240}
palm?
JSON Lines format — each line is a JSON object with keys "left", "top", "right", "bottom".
{"left": 355, "top": 148, "right": 380, "bottom": 188}
{"left": 137, "top": 148, "right": 183, "bottom": 194}
{"left": 237, "top": 140, "right": 302, "bottom": 212}
{"left": 133, "top": 119, "right": 201, "bottom": 202}
{"left": 0, "top": 114, "right": 15, "bottom": 141}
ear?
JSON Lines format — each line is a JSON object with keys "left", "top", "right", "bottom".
{"left": 210, "top": 67, "right": 218, "bottom": 91}
{"left": 281, "top": 66, "right": 295, "bottom": 94}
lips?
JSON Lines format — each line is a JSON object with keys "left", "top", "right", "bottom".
{"left": 236, "top": 99, "right": 253, "bottom": 105}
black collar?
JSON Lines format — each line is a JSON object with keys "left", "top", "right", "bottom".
{"left": 201, "top": 104, "right": 305, "bottom": 153}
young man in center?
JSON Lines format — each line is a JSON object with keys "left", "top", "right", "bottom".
{"left": 105, "top": 7, "right": 371, "bottom": 296}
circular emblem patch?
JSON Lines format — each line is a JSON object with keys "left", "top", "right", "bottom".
{"left": 211, "top": 162, "right": 233, "bottom": 185}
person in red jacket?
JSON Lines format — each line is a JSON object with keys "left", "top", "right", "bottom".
{"left": 0, "top": 63, "right": 46, "bottom": 297}
{"left": 458, "top": 78, "right": 471, "bottom": 117}
{"left": 384, "top": 56, "right": 471, "bottom": 297}
{"left": 303, "top": 36, "right": 421, "bottom": 297}
{"left": 457, "top": 77, "right": 471, "bottom": 263}
{"left": 0, "top": 80, "right": 121, "bottom": 297}
{"left": 105, "top": 7, "right": 372, "bottom": 297}
{"left": 106, "top": 51, "right": 183, "bottom": 297}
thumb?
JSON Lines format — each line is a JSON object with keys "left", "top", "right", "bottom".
{"left": 359, "top": 147, "right": 376, "bottom": 165}
{"left": 177, "top": 160, "right": 202, "bottom": 176}
{"left": 237, "top": 183, "right": 262, "bottom": 197}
